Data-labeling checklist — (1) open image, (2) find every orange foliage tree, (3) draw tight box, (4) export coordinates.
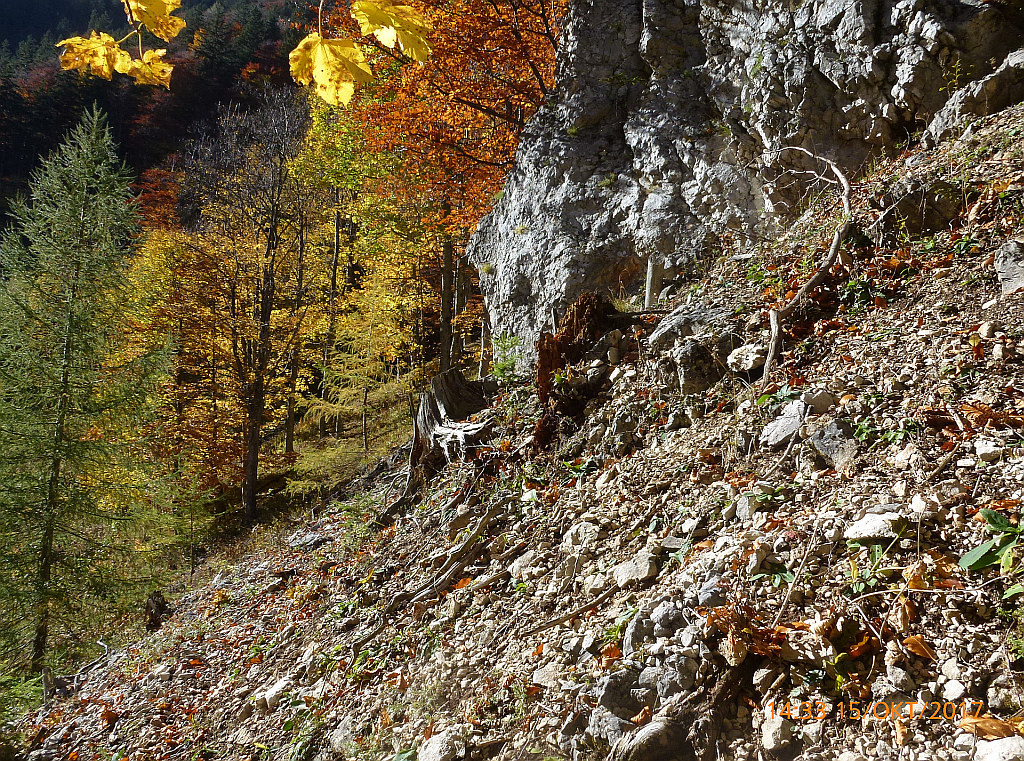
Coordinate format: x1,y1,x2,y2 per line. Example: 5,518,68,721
337,0,566,371
351,0,565,230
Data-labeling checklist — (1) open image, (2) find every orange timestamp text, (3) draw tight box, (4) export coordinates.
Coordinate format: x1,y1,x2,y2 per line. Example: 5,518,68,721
768,700,985,721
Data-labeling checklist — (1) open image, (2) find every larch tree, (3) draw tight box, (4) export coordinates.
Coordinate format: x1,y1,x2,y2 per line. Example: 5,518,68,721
0,108,167,673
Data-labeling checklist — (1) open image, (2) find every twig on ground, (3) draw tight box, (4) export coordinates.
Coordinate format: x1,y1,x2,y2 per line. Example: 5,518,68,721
522,586,618,637
771,518,820,628
922,442,962,484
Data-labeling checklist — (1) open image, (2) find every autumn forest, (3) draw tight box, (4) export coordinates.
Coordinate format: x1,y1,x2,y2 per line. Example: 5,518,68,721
0,0,563,705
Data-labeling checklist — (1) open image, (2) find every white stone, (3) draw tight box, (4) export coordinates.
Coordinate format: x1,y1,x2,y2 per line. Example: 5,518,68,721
800,389,837,414
419,726,469,761
562,521,600,551
844,512,904,542
942,679,966,702
976,439,1003,463
761,713,793,751
532,662,561,688
727,343,768,372
260,677,290,711
976,736,1024,761
612,550,659,588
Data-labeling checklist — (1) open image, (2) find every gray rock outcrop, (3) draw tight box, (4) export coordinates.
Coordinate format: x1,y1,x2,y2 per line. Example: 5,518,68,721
469,0,1024,354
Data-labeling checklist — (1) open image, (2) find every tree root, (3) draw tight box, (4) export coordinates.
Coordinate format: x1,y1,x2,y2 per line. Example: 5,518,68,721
607,659,756,761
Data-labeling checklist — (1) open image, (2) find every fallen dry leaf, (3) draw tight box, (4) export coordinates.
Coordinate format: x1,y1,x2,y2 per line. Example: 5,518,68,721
893,715,908,746
631,706,653,725
903,635,937,661
902,561,929,590
601,643,622,668
848,633,873,659
959,715,1019,739
101,707,119,728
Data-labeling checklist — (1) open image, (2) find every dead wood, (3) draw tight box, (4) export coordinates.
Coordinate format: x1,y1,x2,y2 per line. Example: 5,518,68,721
522,585,618,637
377,369,490,526
607,658,756,761
762,148,855,390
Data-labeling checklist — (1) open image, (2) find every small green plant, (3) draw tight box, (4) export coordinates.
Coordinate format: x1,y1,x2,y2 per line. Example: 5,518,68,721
751,562,795,588
940,56,969,94
852,419,881,445
960,509,1022,595
492,334,522,382
566,124,580,137
755,383,800,414
479,261,494,275
514,223,529,234
598,172,617,188
843,535,902,596
880,418,920,447
604,607,638,644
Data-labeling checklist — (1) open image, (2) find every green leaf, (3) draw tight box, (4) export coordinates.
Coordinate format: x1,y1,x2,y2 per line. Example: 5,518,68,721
391,749,417,761
1004,584,1024,600
981,509,1015,532
959,538,1001,570
1000,538,1018,574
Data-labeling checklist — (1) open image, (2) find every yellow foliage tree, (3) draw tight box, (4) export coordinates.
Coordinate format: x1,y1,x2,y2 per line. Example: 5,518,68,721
57,0,432,104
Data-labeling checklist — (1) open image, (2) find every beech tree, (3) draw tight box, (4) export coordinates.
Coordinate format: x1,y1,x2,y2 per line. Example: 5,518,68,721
181,89,327,523
0,108,166,672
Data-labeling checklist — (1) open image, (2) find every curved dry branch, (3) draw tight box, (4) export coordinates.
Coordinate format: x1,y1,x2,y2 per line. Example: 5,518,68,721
761,148,855,390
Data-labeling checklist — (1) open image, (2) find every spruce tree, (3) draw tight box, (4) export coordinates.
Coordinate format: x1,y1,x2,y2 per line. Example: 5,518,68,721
0,107,165,673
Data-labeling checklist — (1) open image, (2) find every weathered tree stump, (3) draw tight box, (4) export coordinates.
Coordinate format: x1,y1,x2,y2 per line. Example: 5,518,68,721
378,369,490,525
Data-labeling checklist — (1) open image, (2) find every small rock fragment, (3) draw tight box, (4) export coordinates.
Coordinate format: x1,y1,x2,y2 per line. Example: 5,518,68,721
844,512,904,542
613,550,659,588
727,343,767,372
760,401,809,450
761,713,794,752
976,736,1024,761
995,239,1024,296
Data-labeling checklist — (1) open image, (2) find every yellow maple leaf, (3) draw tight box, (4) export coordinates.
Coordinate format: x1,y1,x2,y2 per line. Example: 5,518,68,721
126,49,174,88
57,32,133,80
351,0,432,61
289,33,373,107
122,0,186,42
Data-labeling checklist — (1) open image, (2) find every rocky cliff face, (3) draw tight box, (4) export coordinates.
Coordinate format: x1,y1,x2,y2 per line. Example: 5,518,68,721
469,0,1024,356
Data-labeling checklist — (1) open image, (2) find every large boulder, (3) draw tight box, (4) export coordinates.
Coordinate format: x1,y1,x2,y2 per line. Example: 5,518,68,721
469,0,1024,354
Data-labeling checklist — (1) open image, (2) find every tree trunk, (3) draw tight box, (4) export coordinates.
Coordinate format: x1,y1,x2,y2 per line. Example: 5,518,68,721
644,258,664,309
439,236,454,372
380,369,490,526
242,379,264,524
362,387,369,453
31,518,54,673
243,256,275,524
322,195,341,437
478,313,490,379
34,269,79,672
285,348,300,454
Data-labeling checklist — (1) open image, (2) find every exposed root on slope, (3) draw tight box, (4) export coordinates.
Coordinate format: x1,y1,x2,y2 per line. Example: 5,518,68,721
608,659,757,761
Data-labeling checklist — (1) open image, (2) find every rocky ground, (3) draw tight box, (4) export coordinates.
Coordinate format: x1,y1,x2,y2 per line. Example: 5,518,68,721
13,105,1024,761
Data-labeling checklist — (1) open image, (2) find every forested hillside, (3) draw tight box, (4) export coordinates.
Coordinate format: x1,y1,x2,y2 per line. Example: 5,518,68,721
0,0,563,719
3,1,1024,761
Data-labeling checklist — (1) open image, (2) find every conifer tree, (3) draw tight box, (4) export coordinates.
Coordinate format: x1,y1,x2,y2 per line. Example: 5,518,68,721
0,107,166,673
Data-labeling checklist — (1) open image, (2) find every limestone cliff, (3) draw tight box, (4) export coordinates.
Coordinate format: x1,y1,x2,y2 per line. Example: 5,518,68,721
469,0,1024,356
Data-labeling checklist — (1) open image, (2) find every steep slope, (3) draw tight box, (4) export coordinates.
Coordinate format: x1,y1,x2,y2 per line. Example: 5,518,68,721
16,101,1024,761
469,0,1024,357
